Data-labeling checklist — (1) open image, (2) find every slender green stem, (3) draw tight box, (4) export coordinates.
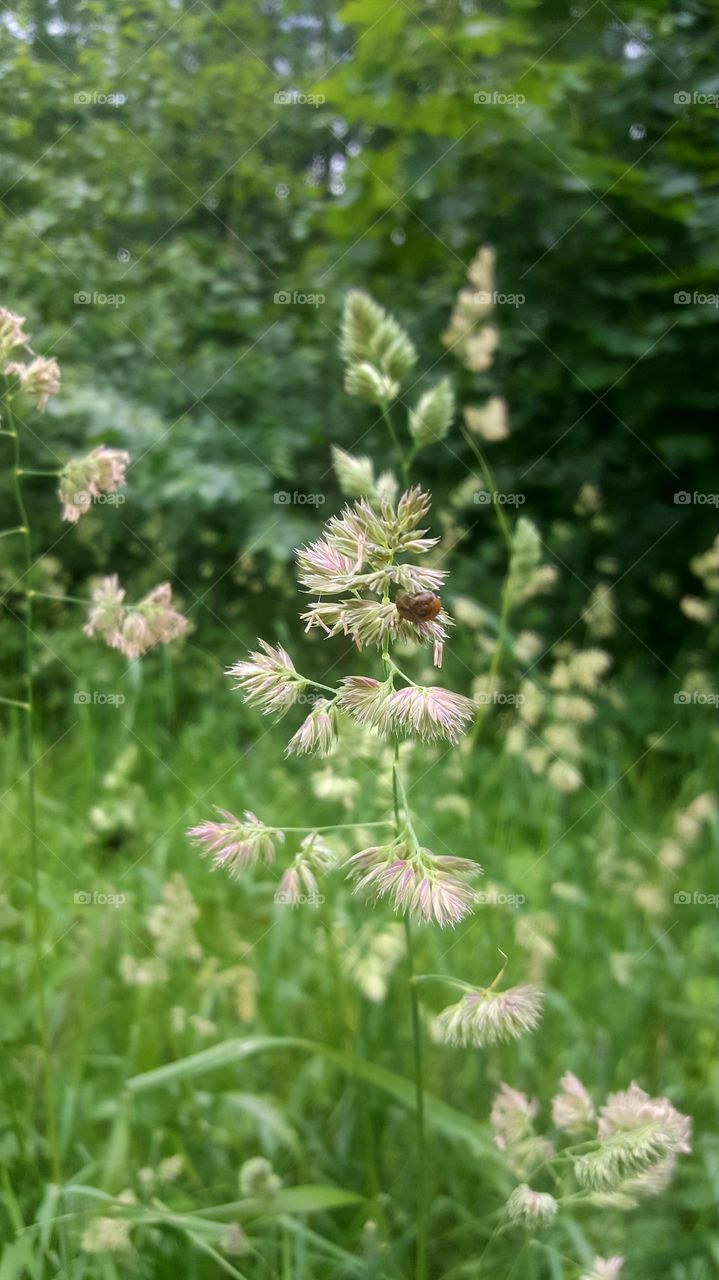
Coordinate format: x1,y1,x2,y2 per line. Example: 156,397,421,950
277,822,392,832
380,400,404,477
404,915,427,1280
27,590,87,607
385,657,419,688
412,973,478,995
16,468,61,478
0,695,31,711
392,744,427,1280
7,401,61,1189
469,571,513,748
461,425,513,552
0,526,28,539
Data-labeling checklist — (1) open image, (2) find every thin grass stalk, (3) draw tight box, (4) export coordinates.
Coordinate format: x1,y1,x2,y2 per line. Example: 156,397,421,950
6,400,63,1198
393,743,427,1280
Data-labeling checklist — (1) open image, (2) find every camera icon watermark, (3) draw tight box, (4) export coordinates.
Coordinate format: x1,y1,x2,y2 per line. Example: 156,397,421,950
674,690,719,707
273,90,325,107
673,491,719,505
674,90,719,108
474,691,526,706
471,289,525,308
273,290,325,307
674,291,719,307
274,890,326,907
474,90,526,107
74,890,126,907
74,690,126,707
475,890,526,908
274,490,326,507
474,490,525,507
74,291,125,307
674,890,719,907
71,489,126,512
73,90,126,107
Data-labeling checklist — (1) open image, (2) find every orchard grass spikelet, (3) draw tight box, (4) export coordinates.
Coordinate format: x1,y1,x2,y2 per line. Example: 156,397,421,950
551,1071,595,1134
276,832,338,905
239,1156,281,1199
490,1083,553,1177
337,676,394,731
346,837,481,927
506,1184,558,1228
408,378,455,447
5,355,61,410
227,639,306,717
58,446,129,522
580,1260,624,1280
387,684,475,744
285,698,337,756
598,1081,692,1154
187,808,284,876
84,577,188,658
432,983,543,1048
80,1217,132,1254
340,289,417,397
0,305,30,355
573,1124,674,1190
491,1083,539,1148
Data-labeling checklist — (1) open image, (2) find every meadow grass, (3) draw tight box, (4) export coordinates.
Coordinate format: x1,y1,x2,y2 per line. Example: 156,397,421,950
1,649,717,1278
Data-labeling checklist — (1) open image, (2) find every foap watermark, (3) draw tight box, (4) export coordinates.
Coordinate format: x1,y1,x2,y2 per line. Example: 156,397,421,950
474,490,525,507
74,890,126,908
475,890,526,908
274,90,325,108
470,289,525,308
74,91,126,107
74,690,126,707
474,691,526,707
674,890,719,907
274,290,325,307
474,90,525,107
71,490,126,512
674,491,719,505
674,291,719,307
74,291,125,307
674,690,719,708
274,890,326,907
274,490,325,506
674,90,719,109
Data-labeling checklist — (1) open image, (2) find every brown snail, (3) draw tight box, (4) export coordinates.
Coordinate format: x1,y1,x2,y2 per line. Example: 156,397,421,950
395,591,442,623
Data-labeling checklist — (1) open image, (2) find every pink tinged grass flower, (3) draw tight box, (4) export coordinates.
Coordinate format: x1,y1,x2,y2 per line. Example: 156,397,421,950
296,538,360,593
580,1260,624,1280
276,862,320,906
83,575,125,646
506,1184,558,1228
551,1072,595,1135
490,1083,553,1177
598,1082,692,1155
337,676,395,731
346,838,481,927
432,984,543,1048
387,684,475,744
0,307,30,357
84,577,188,659
5,356,61,410
58,446,129,523
285,698,337,757
227,640,305,718
491,1084,539,1150
187,807,284,876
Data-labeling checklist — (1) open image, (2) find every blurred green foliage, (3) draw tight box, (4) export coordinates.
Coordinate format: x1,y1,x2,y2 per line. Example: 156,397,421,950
1,0,718,667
